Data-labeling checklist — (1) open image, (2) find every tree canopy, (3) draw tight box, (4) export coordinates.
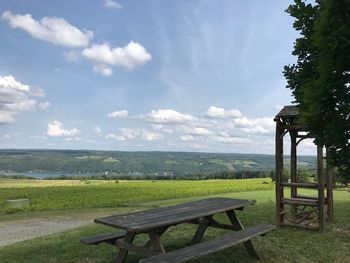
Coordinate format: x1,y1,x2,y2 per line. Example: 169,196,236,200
284,0,350,181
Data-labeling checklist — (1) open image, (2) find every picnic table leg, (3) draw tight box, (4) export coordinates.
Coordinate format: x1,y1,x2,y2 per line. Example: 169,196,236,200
191,216,212,245
115,231,136,263
144,226,168,249
226,210,260,260
148,230,166,253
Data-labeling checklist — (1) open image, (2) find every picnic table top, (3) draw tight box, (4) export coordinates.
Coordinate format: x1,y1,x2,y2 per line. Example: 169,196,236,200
95,197,256,232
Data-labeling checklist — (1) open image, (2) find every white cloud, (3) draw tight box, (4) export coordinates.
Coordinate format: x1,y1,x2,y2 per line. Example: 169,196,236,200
94,126,102,134
141,130,163,141
104,0,122,9
0,111,14,123
118,128,163,141
205,106,242,119
106,133,125,141
213,134,253,144
38,101,51,110
4,99,37,112
146,109,196,124
233,117,274,135
93,65,113,76
64,50,81,63
120,128,139,139
184,126,212,136
2,11,93,48
180,135,195,141
81,41,152,75
107,109,128,118
47,121,79,137
0,75,47,124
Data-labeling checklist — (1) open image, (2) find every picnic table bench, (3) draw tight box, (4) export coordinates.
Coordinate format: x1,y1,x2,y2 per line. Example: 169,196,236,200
81,197,275,262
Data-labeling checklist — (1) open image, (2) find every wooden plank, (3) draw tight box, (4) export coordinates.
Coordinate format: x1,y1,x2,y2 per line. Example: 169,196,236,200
280,182,318,189
290,130,297,220
96,198,234,226
95,198,255,232
281,197,318,206
189,218,236,231
115,231,135,263
121,198,251,227
317,146,326,231
144,226,168,249
325,147,334,224
148,230,165,253
80,231,125,245
139,224,276,263
275,118,284,227
191,216,211,245
226,210,259,259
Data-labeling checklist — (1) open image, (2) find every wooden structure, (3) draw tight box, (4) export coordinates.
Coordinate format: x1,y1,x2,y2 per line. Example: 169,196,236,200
81,197,275,263
274,105,334,231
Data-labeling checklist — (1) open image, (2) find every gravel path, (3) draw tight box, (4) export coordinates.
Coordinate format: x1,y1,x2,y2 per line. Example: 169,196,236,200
0,216,92,247
0,207,148,247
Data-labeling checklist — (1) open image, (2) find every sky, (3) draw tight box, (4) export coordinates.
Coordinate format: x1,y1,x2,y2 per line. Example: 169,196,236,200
0,0,317,154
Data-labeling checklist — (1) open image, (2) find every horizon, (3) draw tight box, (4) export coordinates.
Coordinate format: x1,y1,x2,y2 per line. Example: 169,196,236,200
0,0,316,155
0,148,318,157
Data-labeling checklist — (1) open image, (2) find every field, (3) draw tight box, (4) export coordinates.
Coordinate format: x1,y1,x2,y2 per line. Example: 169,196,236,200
0,178,273,212
0,179,349,263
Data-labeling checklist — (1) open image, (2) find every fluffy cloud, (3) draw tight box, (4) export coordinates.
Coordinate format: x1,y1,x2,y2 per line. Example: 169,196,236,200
184,126,212,136
104,0,122,9
2,11,93,48
0,75,47,124
205,106,242,119
233,117,274,135
38,101,51,110
180,135,195,141
213,132,253,144
118,128,163,141
146,109,196,124
106,133,126,141
93,65,113,77
120,128,139,139
81,41,152,75
141,130,163,141
107,109,128,118
47,121,79,137
94,126,102,134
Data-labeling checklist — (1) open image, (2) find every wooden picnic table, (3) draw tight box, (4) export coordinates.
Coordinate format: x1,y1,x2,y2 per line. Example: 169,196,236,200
82,197,275,263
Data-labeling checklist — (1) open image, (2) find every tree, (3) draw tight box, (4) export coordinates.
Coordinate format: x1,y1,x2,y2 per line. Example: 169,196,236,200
284,0,350,181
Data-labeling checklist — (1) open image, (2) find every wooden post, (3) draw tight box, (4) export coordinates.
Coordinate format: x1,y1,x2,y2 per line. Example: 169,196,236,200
290,130,297,220
116,231,136,263
275,118,284,227
226,210,260,260
325,148,334,224
317,146,326,231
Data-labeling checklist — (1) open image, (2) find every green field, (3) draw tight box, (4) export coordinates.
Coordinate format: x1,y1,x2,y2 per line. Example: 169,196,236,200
0,179,349,263
0,178,273,212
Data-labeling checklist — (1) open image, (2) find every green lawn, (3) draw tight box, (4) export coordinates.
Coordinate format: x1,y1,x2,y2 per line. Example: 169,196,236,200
0,188,349,263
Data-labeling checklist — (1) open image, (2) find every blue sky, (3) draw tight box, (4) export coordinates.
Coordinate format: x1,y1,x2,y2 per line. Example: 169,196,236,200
0,0,316,154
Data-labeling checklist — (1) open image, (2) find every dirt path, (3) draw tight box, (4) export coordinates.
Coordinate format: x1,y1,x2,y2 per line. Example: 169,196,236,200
0,207,147,247
0,216,92,247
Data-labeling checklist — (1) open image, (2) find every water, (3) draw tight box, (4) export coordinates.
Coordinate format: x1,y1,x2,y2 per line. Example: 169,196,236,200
3,172,77,179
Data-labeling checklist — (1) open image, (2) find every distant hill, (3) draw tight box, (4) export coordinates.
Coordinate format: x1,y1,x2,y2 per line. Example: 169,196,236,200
0,149,316,177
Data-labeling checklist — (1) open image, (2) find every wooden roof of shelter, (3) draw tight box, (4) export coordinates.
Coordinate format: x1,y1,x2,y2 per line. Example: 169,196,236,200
276,105,299,118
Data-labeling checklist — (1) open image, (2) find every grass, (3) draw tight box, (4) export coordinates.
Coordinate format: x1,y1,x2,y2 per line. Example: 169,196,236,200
0,186,349,263
0,178,273,212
